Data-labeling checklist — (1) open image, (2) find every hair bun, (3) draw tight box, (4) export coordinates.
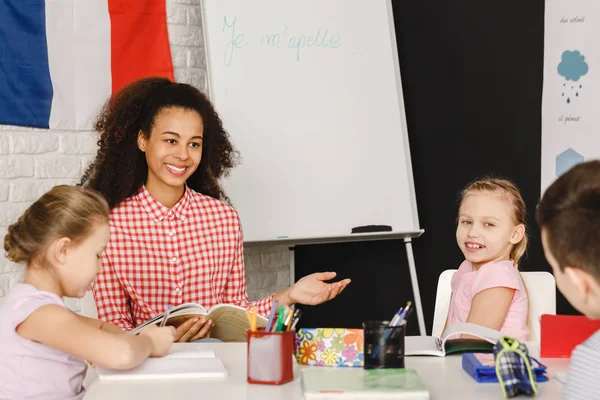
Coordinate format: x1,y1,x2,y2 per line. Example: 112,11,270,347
3,222,28,264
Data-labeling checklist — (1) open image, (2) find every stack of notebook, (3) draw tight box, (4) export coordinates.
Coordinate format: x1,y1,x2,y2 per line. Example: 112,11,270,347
93,347,228,380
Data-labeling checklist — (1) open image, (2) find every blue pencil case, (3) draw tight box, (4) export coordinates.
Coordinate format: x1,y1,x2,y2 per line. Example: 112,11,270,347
462,353,548,383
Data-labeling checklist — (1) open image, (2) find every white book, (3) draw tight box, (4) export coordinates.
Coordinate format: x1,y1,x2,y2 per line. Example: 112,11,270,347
405,322,503,357
94,348,227,381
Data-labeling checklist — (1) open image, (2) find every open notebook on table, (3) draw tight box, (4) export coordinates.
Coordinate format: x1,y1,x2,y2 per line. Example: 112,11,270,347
93,347,228,381
406,322,503,357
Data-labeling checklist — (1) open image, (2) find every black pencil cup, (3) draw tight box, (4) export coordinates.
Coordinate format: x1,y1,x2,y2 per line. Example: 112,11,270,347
362,320,406,369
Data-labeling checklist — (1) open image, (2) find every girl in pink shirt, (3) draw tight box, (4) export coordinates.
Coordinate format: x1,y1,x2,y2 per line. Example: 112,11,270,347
443,178,529,341
0,186,175,399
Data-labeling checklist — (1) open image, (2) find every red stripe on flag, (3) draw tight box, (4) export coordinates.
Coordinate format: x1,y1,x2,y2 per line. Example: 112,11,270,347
108,0,175,93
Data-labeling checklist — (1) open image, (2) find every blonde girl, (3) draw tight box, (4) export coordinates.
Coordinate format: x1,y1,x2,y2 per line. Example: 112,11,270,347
0,186,174,399
443,178,529,341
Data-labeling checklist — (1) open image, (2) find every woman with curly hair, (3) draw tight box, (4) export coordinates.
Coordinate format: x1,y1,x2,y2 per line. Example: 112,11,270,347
80,77,350,342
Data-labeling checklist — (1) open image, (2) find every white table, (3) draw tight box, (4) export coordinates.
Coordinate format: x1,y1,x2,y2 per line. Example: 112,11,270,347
83,342,569,399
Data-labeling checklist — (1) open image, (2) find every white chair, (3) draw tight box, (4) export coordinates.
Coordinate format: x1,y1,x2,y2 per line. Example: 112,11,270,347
80,290,99,319
431,269,556,342
431,269,457,338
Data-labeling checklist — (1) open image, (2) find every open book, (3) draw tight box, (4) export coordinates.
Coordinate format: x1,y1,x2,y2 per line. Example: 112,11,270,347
405,322,503,357
129,303,267,342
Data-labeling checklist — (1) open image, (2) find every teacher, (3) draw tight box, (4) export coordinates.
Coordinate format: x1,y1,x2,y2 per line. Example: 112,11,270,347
80,77,350,342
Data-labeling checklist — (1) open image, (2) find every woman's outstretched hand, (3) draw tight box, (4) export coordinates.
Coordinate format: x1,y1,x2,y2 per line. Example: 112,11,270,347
275,272,351,306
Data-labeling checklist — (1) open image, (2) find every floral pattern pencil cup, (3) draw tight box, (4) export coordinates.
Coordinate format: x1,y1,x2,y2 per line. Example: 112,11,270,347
362,320,406,369
247,328,295,385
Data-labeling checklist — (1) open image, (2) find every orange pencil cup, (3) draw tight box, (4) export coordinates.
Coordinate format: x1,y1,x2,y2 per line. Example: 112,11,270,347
247,328,295,385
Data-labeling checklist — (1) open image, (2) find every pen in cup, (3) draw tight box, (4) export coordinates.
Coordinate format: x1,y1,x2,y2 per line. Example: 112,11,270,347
266,300,279,332
160,304,173,327
284,309,294,331
373,301,412,357
290,309,303,331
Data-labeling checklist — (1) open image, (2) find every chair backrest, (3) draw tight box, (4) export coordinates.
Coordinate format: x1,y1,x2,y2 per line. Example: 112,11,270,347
521,271,556,342
431,269,457,338
431,269,556,342
80,290,98,319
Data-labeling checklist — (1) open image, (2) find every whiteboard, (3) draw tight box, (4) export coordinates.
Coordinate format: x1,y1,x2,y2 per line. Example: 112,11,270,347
201,0,421,243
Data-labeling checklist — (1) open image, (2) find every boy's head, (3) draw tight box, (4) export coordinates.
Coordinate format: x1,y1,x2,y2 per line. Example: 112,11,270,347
536,160,600,318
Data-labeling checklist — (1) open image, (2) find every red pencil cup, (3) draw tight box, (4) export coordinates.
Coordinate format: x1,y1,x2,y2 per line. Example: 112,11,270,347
247,328,295,385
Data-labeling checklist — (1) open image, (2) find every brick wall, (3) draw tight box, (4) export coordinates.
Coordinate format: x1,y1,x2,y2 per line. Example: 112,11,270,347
0,0,290,309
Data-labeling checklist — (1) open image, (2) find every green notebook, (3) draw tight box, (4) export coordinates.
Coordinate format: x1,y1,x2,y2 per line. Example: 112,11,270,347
301,368,430,399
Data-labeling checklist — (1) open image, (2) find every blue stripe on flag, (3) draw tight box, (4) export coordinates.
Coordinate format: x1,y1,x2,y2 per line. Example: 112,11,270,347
0,0,53,128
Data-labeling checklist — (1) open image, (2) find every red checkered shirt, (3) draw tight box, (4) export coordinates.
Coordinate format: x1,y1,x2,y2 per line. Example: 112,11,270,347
93,185,275,331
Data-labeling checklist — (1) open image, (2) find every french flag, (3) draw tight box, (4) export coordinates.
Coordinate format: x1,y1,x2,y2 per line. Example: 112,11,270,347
0,0,174,130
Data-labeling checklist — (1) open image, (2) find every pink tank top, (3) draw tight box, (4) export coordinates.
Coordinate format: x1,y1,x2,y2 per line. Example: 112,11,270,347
0,283,87,399
446,260,529,341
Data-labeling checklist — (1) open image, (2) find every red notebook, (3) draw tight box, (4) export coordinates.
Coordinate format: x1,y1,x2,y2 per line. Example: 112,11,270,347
540,314,600,358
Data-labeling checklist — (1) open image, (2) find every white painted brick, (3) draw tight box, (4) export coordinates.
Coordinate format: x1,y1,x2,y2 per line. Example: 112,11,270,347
168,25,203,46
10,180,75,202
188,7,201,26
167,3,188,25
35,157,81,178
0,257,22,275
171,47,188,68
189,69,207,89
0,157,34,178
247,271,276,290
244,253,262,270
0,125,34,132
11,133,59,154
246,270,289,291
81,156,95,173
172,0,200,4
261,250,290,271
0,184,8,202
0,134,9,154
174,68,207,90
60,132,98,155
173,68,189,85
10,182,41,202
0,203,30,227
188,49,205,68
245,245,290,297
247,290,270,302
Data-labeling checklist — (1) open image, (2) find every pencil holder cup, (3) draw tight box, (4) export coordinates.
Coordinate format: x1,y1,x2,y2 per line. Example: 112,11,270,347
362,320,406,369
247,328,295,385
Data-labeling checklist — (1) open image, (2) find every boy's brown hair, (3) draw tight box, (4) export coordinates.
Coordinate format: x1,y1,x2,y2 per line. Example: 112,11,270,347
536,160,600,279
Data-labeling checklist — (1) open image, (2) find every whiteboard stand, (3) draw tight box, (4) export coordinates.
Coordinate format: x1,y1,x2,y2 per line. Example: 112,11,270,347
404,237,426,336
